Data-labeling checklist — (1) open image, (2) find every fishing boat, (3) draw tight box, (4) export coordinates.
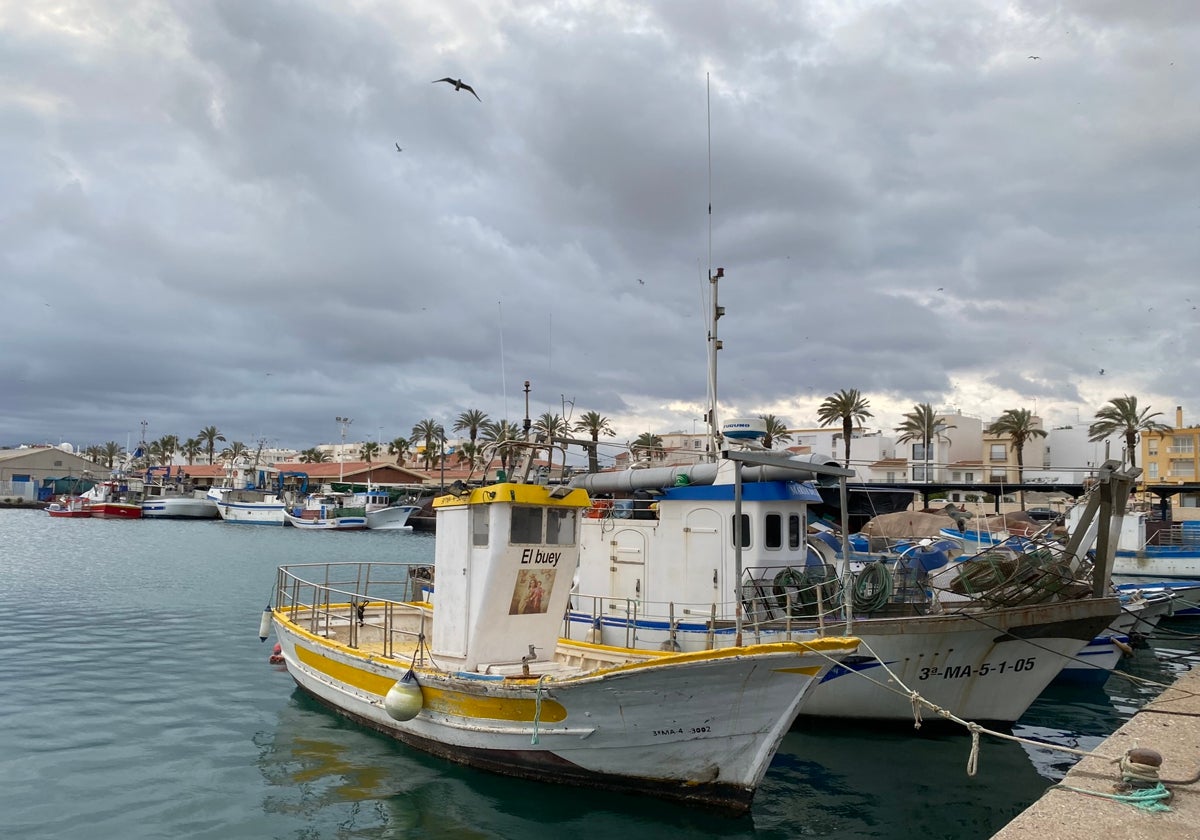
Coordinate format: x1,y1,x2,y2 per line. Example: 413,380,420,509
141,467,219,519
45,496,92,518
1067,506,1200,580
83,479,143,519
209,486,287,525
358,489,421,530
567,450,1123,723
283,491,368,531
266,481,859,813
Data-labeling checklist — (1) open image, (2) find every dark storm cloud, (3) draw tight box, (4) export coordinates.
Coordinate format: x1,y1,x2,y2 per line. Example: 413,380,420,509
2,1,1197,453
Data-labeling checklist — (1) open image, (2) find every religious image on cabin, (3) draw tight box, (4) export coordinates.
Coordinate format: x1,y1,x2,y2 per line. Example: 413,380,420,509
509,568,555,615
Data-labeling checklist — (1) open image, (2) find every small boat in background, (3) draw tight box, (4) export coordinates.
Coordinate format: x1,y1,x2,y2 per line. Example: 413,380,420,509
141,466,219,519
84,480,143,519
283,492,368,531
356,489,420,530
46,496,92,518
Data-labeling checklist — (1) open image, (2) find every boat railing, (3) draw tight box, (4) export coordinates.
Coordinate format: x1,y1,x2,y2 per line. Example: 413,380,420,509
566,573,849,650
274,562,435,662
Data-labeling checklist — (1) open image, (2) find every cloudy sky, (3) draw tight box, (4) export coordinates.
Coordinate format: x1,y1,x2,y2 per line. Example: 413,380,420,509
4,1,1197,460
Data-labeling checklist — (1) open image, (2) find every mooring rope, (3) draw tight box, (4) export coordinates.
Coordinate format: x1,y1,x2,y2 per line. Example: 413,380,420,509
531,673,552,745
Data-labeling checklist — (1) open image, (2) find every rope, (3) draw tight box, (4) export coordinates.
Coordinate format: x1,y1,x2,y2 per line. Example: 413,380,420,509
1054,782,1172,812
531,673,552,745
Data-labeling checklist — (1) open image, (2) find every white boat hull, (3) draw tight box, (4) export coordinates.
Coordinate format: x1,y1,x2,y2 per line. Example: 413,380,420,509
570,597,1115,723
274,616,850,811
141,496,219,519
365,504,419,530
1112,549,1200,579
209,488,285,525
282,511,367,530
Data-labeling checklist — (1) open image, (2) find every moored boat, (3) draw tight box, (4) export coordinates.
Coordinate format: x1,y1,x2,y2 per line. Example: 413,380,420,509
45,496,92,518
141,467,219,519
267,481,859,812
282,492,368,531
567,451,1122,723
84,480,143,519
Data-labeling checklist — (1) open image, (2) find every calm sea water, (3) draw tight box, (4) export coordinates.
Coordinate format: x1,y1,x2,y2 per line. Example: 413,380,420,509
2,510,1196,839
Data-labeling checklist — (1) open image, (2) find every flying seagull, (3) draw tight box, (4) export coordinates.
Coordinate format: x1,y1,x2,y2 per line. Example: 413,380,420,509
395,142,403,152
1028,55,1040,59
433,77,481,101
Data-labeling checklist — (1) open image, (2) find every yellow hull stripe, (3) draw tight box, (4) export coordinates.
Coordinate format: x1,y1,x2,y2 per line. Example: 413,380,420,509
292,641,568,723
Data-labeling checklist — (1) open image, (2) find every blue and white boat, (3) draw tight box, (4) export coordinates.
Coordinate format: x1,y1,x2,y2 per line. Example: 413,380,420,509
566,446,1123,724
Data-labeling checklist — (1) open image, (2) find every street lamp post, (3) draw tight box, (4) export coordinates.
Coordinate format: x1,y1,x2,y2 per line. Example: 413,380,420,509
336,416,353,483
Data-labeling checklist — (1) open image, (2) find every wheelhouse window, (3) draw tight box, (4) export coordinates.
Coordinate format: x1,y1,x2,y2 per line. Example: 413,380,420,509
764,513,782,550
510,506,544,544
731,513,751,548
789,514,802,549
472,504,489,546
546,507,578,545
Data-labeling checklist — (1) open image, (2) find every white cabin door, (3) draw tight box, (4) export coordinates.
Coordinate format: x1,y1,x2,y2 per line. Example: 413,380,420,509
607,527,647,617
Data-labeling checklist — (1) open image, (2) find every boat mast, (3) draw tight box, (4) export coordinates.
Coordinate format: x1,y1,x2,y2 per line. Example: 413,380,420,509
704,73,723,462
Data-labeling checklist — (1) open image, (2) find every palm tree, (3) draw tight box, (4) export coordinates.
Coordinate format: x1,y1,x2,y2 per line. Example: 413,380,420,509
533,412,568,476
632,432,665,462
388,436,411,466
817,388,874,468
1088,395,1171,469
895,404,954,482
83,445,106,465
453,410,490,456
411,419,444,470
572,410,615,473
157,435,180,461
181,438,203,466
220,441,249,465
985,408,1048,509
198,426,226,465
147,440,173,467
101,441,125,469
299,447,330,464
359,441,380,463
456,442,480,467
481,419,522,475
759,414,792,450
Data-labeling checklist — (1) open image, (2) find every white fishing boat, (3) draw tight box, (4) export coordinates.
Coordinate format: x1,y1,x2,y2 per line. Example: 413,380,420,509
266,481,858,812
141,468,218,519
353,488,421,530
568,451,1123,723
1066,505,1200,580
210,470,307,526
283,492,368,531
209,486,287,525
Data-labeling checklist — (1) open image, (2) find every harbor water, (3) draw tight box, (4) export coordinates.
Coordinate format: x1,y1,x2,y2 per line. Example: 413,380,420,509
2,510,1197,839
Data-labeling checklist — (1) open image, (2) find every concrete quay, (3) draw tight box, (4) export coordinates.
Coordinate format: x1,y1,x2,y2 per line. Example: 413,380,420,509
994,668,1200,839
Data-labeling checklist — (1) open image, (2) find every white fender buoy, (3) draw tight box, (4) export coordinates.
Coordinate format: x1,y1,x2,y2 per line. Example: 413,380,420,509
258,607,272,642
384,670,423,721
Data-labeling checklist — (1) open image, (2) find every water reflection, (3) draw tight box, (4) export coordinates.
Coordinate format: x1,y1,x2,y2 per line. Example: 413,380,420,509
256,690,762,839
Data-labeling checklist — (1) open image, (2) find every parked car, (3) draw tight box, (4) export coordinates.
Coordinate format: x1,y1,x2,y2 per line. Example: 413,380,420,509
1025,507,1062,523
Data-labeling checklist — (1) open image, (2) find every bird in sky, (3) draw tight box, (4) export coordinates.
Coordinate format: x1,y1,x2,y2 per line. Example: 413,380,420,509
1028,55,1040,59
395,143,403,152
1099,369,1105,375
637,278,644,285
432,77,481,101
